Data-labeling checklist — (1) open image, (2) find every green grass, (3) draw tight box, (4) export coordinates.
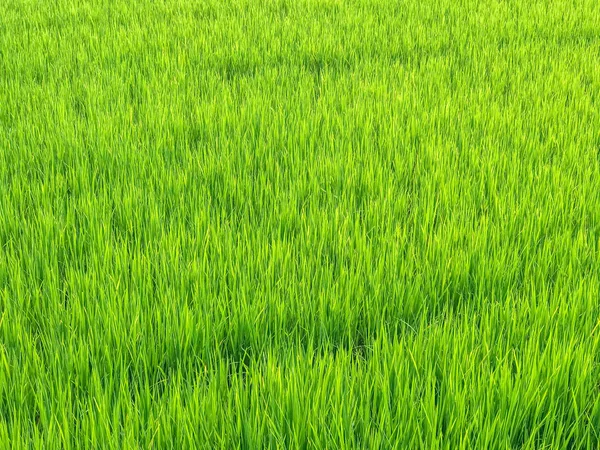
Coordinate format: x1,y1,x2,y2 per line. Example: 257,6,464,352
1,0,600,447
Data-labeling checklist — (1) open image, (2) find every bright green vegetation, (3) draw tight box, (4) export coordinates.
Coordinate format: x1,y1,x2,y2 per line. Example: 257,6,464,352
1,0,600,448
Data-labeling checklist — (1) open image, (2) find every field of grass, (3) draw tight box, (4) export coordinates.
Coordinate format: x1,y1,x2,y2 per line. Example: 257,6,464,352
1,0,600,448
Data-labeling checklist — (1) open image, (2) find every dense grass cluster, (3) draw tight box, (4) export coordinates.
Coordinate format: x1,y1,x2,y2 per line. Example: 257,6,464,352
1,0,600,448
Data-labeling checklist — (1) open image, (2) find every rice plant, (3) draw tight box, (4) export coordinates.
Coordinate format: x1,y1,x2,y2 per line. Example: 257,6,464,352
1,0,600,448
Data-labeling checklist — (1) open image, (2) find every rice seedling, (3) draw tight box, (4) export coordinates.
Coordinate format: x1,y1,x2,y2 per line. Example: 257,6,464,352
0,0,599,447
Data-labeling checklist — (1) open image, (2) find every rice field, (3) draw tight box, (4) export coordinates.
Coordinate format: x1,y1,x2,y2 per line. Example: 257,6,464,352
1,0,600,448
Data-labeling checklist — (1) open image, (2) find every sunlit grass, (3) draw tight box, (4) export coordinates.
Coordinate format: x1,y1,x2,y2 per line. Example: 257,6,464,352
1,0,600,448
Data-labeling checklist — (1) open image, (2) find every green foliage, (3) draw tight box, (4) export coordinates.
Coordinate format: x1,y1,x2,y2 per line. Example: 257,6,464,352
1,0,600,447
